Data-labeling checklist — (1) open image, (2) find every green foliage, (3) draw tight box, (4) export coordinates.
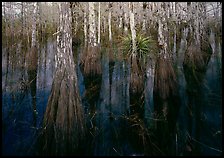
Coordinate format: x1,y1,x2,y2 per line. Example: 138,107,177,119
121,33,158,61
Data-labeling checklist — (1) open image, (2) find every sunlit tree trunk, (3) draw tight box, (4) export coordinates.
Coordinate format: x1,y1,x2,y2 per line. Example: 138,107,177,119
31,2,37,48
83,4,88,47
129,2,137,54
103,15,106,34
167,2,170,19
98,2,101,45
185,2,191,48
2,2,6,21
198,2,207,49
36,2,41,40
194,3,200,47
217,3,222,63
21,2,24,37
118,2,123,29
3,2,10,92
154,5,180,152
26,3,38,71
157,3,168,58
173,2,177,62
74,12,78,35
24,3,39,129
151,2,158,27
89,2,97,46
83,2,101,75
142,2,147,32
3,2,7,47
123,3,129,35
9,2,14,47
108,2,112,42
40,2,85,155
70,2,75,38
212,3,220,53
154,2,177,100
129,2,144,93
150,2,155,23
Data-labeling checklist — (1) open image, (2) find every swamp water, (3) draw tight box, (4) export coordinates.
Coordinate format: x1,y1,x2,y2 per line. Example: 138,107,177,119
2,35,222,156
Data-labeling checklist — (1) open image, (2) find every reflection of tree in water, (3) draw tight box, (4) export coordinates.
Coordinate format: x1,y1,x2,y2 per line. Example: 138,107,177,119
152,57,180,156
27,47,38,127
89,50,138,156
181,17,213,154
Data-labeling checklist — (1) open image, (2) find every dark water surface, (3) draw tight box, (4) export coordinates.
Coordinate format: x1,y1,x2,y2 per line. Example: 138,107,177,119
2,34,222,156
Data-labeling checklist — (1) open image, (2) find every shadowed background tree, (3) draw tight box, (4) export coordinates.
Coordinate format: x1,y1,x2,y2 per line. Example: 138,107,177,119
26,3,38,127
153,3,181,155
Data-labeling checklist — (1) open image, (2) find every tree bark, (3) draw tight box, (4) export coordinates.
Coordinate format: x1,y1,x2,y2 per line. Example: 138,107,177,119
40,2,85,155
89,2,97,46
129,2,137,54
108,2,112,42
118,2,123,29
154,2,178,101
142,2,147,32
173,2,177,62
98,2,101,45
157,2,168,58
83,4,88,47
123,3,129,35
31,2,37,48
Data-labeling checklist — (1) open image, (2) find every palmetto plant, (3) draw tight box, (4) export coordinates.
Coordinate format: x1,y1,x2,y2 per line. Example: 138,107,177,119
121,33,158,92
122,33,157,63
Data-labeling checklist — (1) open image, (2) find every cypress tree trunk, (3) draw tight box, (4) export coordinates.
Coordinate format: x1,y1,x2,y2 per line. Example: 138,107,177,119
157,2,168,58
142,2,147,32
123,3,129,35
89,2,96,46
98,2,101,45
39,2,85,155
83,4,88,47
83,2,101,75
129,2,137,54
153,5,180,155
31,2,37,48
108,2,112,42
172,2,177,63
27,2,38,71
154,2,178,102
118,2,123,29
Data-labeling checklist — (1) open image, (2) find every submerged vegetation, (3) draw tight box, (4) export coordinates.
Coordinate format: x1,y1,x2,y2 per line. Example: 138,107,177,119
2,2,222,156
